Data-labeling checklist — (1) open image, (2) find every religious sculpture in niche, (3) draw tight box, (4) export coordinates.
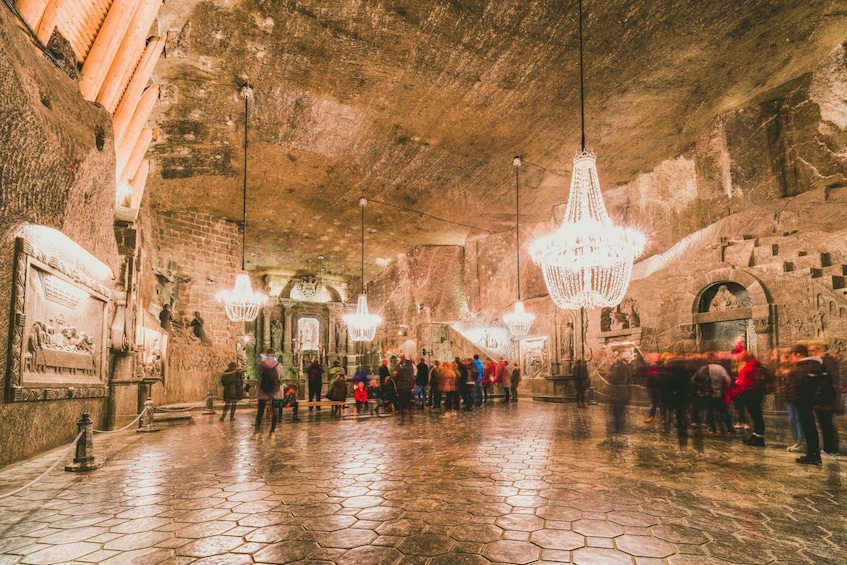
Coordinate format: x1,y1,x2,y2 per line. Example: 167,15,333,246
560,321,575,361
297,316,321,352
709,285,740,312
6,236,111,402
190,311,212,346
600,298,641,332
522,337,549,379
270,319,283,351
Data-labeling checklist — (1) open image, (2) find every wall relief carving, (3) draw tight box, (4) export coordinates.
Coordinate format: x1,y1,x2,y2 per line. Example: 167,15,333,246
600,298,641,333
6,237,111,402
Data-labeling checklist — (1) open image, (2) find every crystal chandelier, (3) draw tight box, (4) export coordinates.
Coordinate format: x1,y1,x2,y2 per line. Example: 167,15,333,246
504,156,535,336
529,0,645,311
216,86,267,322
343,198,382,342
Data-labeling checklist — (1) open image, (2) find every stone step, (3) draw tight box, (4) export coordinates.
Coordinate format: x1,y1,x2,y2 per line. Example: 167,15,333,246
809,269,846,290
753,232,800,249
782,252,831,272
153,413,193,426
821,265,847,276
751,243,778,265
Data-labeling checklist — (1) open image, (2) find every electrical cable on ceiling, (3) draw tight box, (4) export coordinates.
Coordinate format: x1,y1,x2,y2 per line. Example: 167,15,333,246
1,0,64,70
366,198,491,234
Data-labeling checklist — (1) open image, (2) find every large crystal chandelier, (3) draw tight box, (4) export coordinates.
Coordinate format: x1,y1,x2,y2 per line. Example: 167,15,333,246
529,0,645,311
503,156,535,336
216,86,267,322
343,198,382,341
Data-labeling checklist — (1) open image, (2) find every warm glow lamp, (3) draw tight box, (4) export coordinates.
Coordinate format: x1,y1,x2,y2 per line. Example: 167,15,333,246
529,0,645,311
503,156,535,336
216,86,267,322
343,198,382,341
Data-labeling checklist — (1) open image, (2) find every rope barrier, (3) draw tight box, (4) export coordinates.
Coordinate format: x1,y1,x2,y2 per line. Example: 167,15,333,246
93,408,146,434
155,399,207,412
0,431,83,500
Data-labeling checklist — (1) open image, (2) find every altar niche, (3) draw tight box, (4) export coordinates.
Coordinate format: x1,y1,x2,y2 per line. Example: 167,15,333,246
694,281,754,353
6,238,111,402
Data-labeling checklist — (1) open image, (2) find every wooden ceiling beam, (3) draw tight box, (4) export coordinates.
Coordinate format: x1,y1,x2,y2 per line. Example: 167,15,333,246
98,0,163,112
118,127,153,185
80,0,142,101
115,84,158,177
112,36,164,144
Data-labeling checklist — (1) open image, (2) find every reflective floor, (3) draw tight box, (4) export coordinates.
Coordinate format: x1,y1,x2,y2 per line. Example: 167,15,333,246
0,401,845,564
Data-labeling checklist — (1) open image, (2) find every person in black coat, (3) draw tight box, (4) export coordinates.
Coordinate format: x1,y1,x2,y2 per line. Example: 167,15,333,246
219,362,244,421
660,353,693,436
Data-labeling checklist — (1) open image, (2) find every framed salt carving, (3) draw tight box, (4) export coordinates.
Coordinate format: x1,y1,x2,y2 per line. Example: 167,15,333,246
6,231,112,402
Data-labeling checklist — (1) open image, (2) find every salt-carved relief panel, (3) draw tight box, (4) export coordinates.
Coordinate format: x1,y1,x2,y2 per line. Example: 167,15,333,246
521,337,549,379
6,238,111,402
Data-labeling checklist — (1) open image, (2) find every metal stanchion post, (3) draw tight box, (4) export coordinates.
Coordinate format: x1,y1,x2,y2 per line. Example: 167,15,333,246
137,398,160,433
65,413,101,472
202,391,215,415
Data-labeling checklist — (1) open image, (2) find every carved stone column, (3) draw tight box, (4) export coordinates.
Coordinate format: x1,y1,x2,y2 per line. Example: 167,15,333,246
262,306,273,350
283,307,292,354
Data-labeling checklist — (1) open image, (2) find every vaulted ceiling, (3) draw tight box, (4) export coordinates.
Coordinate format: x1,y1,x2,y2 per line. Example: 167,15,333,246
147,0,847,281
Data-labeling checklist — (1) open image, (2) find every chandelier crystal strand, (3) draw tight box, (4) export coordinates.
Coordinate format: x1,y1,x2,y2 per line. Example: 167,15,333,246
528,0,645,311
504,156,534,336
216,85,267,322
343,197,381,342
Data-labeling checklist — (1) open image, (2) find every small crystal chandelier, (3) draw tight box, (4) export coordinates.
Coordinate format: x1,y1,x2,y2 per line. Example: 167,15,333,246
216,86,267,322
343,198,382,341
529,0,645,311
504,156,535,336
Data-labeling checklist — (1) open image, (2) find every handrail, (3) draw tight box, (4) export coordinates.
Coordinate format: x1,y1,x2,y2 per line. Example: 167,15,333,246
0,430,83,500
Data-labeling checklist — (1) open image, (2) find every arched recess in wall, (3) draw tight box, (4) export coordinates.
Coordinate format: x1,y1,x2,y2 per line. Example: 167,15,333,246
685,268,773,354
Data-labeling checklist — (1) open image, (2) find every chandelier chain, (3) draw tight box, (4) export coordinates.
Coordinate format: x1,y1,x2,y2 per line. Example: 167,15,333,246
579,0,585,152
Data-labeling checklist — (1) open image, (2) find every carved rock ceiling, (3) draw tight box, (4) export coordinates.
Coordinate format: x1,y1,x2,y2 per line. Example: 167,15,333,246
148,0,847,280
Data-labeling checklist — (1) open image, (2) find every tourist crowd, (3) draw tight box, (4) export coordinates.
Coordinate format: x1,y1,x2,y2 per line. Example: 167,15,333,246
221,342,840,466
637,342,840,465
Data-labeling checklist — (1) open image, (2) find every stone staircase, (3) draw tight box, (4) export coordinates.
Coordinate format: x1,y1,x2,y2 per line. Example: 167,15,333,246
743,234,847,296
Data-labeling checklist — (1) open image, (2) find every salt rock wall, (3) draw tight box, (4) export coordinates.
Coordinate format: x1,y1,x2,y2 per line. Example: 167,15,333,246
149,209,250,405
604,45,847,260
0,8,119,466
462,44,847,377
368,245,466,353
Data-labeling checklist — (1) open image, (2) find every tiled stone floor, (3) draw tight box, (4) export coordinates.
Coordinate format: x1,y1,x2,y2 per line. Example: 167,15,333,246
0,401,845,564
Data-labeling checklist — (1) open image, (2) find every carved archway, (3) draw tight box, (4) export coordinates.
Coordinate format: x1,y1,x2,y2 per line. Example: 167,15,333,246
684,268,773,353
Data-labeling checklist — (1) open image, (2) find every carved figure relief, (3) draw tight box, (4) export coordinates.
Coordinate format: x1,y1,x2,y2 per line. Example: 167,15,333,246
522,338,548,379
6,234,111,402
297,316,321,351
560,321,574,360
709,285,740,312
600,298,641,332
190,311,212,346
270,319,283,350
600,308,612,332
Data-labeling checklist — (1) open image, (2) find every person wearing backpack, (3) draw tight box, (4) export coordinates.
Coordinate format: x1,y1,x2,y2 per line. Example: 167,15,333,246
787,344,831,465
694,356,734,434
255,348,281,434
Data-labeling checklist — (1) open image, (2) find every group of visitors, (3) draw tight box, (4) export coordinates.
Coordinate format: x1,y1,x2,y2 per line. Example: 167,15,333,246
371,354,521,415
218,349,521,434
640,342,840,465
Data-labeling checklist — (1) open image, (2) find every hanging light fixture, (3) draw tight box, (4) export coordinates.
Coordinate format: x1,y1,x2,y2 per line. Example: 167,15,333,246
343,197,382,341
216,85,267,322
504,156,535,336
529,0,645,311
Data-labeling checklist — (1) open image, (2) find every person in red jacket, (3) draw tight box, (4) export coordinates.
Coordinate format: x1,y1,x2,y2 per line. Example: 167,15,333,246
353,380,369,413
483,358,497,403
731,351,768,447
